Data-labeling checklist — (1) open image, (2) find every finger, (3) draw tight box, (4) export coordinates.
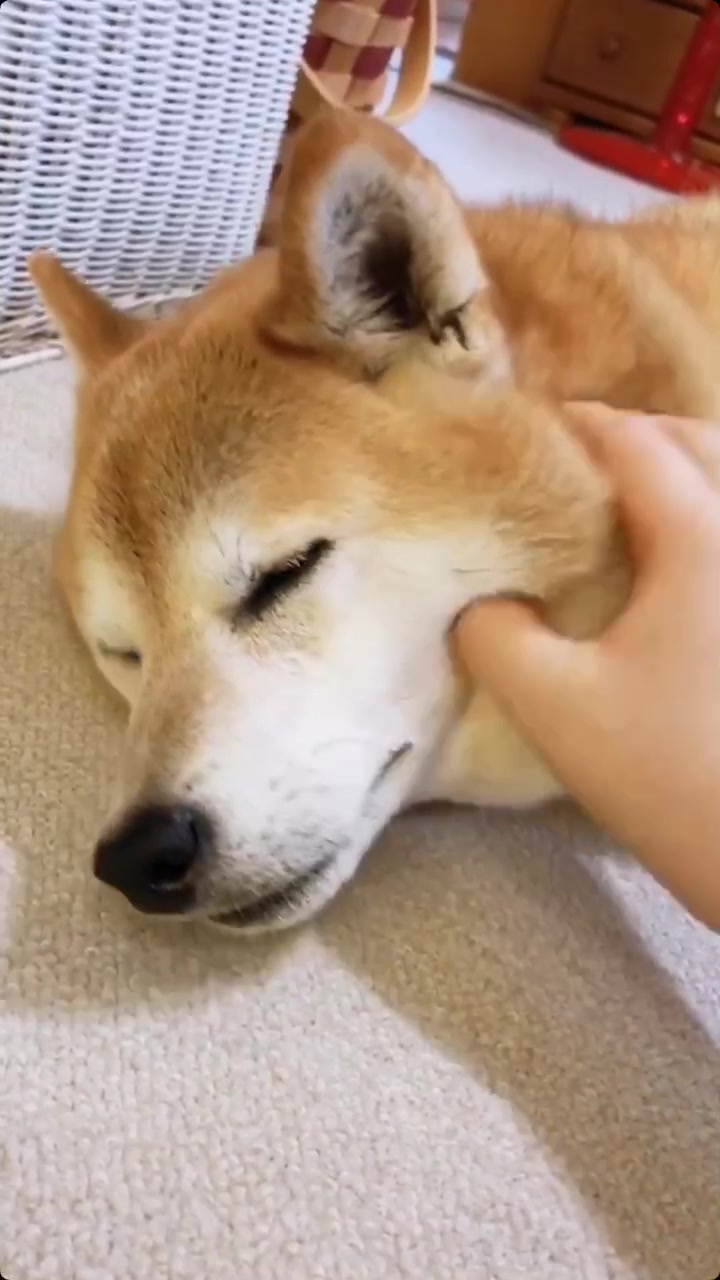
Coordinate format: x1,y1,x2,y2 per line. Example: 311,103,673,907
567,407,717,558
566,403,633,463
455,599,588,730
655,415,720,494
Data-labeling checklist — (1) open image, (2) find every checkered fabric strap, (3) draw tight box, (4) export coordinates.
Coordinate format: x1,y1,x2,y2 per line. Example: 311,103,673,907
294,0,436,125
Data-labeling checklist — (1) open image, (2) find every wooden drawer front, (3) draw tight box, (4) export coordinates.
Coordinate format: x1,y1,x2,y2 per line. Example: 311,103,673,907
545,0,697,117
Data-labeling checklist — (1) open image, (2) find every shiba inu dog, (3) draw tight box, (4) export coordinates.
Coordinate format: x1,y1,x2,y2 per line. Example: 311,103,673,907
30,112,720,933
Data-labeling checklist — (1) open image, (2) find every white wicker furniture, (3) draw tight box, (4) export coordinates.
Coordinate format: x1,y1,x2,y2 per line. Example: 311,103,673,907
0,0,316,365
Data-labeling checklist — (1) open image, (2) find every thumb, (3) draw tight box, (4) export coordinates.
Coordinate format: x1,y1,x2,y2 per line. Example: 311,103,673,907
455,598,587,731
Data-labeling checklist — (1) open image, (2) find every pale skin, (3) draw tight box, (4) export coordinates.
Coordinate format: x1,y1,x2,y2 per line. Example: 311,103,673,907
456,407,720,931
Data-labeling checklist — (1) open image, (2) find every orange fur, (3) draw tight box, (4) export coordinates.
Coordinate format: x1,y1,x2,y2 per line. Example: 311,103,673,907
27,111,720,927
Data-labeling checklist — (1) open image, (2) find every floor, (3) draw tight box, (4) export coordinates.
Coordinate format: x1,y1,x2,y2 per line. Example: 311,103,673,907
2,90,719,1280
408,81,658,216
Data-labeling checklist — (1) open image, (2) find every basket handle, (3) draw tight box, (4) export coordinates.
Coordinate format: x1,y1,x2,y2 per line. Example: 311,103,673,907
293,0,437,126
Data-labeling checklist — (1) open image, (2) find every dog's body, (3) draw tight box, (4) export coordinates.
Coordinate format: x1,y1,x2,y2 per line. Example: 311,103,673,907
31,113,720,931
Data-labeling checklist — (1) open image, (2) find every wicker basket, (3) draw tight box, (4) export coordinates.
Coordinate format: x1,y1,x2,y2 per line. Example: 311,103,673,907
298,0,435,118
261,0,436,243
0,0,317,368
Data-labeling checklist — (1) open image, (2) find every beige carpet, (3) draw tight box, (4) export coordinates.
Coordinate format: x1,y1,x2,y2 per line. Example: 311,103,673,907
3,95,720,1279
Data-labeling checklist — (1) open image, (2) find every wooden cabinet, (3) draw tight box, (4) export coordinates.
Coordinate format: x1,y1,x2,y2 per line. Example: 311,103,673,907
455,0,720,161
544,0,696,118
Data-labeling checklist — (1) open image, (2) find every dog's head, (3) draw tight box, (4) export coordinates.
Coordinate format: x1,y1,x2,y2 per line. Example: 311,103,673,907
31,114,612,932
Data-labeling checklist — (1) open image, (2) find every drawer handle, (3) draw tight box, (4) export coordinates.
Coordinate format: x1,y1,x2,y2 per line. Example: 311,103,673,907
597,34,622,60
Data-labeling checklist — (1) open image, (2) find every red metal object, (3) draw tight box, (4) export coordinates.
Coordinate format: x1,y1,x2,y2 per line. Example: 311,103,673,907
558,0,720,194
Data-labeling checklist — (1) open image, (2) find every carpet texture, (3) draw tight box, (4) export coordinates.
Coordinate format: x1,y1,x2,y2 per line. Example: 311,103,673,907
3,98,720,1280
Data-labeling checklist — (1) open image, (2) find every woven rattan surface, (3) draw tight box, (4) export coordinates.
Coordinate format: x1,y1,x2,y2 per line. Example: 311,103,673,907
0,0,315,365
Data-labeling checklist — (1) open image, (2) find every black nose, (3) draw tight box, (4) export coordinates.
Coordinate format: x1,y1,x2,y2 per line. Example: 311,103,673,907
93,803,213,913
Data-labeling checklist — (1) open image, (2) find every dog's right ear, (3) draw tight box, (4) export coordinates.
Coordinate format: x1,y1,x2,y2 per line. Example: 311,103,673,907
28,253,148,377
263,113,508,380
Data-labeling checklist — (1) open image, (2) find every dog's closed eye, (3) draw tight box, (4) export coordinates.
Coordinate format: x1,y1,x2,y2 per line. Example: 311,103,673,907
242,539,333,623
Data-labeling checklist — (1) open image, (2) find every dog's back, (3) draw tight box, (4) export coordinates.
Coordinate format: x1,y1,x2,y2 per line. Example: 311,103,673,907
462,196,720,417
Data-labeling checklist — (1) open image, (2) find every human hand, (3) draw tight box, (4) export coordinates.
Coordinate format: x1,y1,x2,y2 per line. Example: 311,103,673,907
456,407,720,929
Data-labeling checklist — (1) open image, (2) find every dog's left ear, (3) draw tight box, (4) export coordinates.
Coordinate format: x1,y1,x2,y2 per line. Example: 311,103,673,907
28,252,148,377
263,112,508,379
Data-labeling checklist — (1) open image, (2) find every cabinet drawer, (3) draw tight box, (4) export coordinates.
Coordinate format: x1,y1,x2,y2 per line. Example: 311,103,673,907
545,0,697,117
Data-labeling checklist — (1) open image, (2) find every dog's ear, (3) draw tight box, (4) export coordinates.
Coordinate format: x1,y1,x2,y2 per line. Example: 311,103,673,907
263,113,508,380
28,253,147,376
